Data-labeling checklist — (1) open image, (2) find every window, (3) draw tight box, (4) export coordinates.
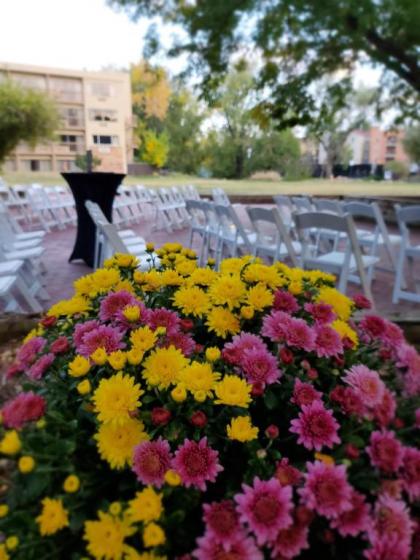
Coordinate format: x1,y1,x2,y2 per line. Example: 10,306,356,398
21,159,51,171
89,109,118,122
386,146,396,155
11,73,47,90
59,134,85,152
387,135,397,145
58,159,78,172
90,81,115,97
59,107,84,127
92,135,119,146
50,77,82,102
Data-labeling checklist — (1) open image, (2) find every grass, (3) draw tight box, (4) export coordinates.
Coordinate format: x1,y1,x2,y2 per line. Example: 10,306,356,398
2,171,420,197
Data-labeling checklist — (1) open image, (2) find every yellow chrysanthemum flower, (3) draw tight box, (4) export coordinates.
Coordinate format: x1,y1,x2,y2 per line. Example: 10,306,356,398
114,279,136,294
63,474,80,493
219,257,248,275
0,505,9,518
187,267,218,287
68,355,90,377
240,306,255,319
130,326,157,353
108,350,127,371
104,253,139,269
215,375,252,408
314,452,335,465
84,511,136,560
93,372,144,426
331,319,359,347
170,385,187,402
143,523,165,548
124,547,166,560
164,469,181,486
141,270,163,291
288,279,302,295
122,305,141,322
246,283,274,311
205,347,221,362
95,418,149,469
179,362,221,398
0,544,9,560
73,274,95,296
109,502,122,516
88,268,121,296
90,347,108,365
77,379,91,395
172,285,211,317
208,275,247,309
317,286,353,321
142,346,188,389
47,295,90,317
227,416,259,442
126,348,144,366
0,430,21,455
18,456,35,473
36,498,69,536
5,536,18,551
174,257,197,276
206,307,240,338
243,263,283,289
160,270,184,286
162,242,182,253
127,487,163,523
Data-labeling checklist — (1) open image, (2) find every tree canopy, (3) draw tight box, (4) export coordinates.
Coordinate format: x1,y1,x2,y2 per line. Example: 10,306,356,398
110,0,420,125
0,80,59,165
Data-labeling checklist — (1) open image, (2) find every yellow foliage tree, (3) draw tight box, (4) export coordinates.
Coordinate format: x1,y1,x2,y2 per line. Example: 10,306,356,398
141,130,169,168
130,61,171,121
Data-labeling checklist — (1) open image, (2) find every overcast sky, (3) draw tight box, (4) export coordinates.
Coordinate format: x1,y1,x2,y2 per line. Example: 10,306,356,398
0,0,382,87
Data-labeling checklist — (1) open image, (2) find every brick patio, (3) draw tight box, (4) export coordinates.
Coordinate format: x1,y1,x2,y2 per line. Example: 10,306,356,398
39,207,420,319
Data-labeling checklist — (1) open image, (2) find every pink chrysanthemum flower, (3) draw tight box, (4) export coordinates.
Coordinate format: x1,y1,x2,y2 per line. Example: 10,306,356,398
369,495,414,559
73,320,100,350
275,458,302,487
241,347,282,386
1,392,46,429
173,438,223,491
160,332,196,356
202,500,241,547
374,388,397,428
132,438,172,488
304,302,337,324
99,290,137,322
223,333,266,365
271,517,309,559
147,308,181,336
261,311,292,342
298,461,352,518
234,477,293,545
194,531,263,560
50,336,70,354
314,325,343,357
285,317,316,352
367,430,404,473
290,400,340,451
381,319,404,347
353,293,372,310
343,364,385,408
291,379,322,408
78,325,125,357
399,447,420,502
330,386,365,416
330,490,370,537
28,353,55,380
16,336,46,368
273,290,299,313
364,535,410,560
359,314,386,341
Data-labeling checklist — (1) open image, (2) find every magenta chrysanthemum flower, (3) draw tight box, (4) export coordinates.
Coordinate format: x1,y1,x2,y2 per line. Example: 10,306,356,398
28,353,55,380
291,379,322,407
234,477,293,545
132,438,172,487
304,302,337,324
241,347,282,386
374,388,396,427
161,332,196,356
99,290,137,322
49,336,70,354
298,461,352,518
331,490,370,537
1,392,46,429
290,400,340,451
202,500,240,546
381,319,404,347
285,317,316,352
73,320,100,350
275,458,302,487
343,364,385,408
314,325,343,357
194,531,262,560
147,308,181,336
367,430,404,473
78,325,125,357
173,438,223,491
273,290,299,313
223,332,266,365
330,386,365,416
364,535,410,560
353,293,372,310
271,518,309,559
16,336,46,368
261,311,292,342
399,447,420,502
359,315,386,340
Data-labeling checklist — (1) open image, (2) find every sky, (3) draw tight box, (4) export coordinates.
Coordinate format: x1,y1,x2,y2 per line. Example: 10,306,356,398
0,0,382,88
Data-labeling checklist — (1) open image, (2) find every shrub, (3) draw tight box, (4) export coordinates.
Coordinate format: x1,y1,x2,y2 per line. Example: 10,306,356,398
0,247,419,559
384,160,409,180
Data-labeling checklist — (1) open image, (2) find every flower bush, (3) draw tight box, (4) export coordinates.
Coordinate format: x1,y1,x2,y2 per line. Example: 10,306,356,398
0,244,419,560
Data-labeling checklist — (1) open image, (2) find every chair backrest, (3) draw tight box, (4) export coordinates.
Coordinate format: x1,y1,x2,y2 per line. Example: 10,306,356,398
85,200,109,226
185,199,206,227
312,198,343,215
212,188,230,206
395,204,420,248
215,204,253,253
292,196,313,213
343,200,376,220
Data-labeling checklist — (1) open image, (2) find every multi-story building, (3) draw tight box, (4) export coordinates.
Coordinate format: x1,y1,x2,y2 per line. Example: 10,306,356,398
346,128,409,166
0,62,134,173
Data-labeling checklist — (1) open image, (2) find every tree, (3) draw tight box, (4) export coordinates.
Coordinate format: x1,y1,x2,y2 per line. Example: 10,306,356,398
140,130,169,168
403,125,420,162
110,0,420,124
0,80,59,165
248,129,301,177
74,153,102,171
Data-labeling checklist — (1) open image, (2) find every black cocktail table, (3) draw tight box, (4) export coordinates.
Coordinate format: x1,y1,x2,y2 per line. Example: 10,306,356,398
62,172,125,267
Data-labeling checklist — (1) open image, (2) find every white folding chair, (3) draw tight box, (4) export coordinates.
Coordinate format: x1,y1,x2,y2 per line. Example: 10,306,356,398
273,195,295,234
294,211,379,303
392,204,420,304
214,204,257,267
97,223,156,271
0,275,22,313
212,188,231,206
185,199,208,264
246,206,300,267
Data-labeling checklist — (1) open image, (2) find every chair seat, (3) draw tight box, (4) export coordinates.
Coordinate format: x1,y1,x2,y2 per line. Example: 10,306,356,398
4,238,42,251
0,260,23,275
15,231,46,241
357,231,401,246
0,275,16,295
3,246,44,260
405,245,420,258
316,251,379,271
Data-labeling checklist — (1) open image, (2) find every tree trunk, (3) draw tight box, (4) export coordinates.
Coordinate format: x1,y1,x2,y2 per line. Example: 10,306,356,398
235,149,244,178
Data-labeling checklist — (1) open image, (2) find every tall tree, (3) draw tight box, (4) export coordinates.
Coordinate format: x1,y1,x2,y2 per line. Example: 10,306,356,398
110,0,420,125
403,125,420,163
0,81,59,166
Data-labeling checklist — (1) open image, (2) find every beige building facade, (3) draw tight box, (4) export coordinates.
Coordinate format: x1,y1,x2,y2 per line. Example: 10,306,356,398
0,62,134,173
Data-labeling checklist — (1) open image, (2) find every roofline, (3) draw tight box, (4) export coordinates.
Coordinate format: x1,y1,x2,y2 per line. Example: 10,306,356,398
0,61,130,81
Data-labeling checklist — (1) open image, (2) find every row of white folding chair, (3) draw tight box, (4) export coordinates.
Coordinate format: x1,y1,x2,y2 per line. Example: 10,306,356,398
113,186,142,226
392,204,420,304
148,188,190,233
180,184,201,201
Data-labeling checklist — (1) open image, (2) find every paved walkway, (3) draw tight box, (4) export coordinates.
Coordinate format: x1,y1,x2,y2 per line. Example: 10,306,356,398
39,209,420,319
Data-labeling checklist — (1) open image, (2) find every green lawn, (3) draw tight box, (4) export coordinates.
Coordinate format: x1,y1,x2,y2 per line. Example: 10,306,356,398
3,171,420,197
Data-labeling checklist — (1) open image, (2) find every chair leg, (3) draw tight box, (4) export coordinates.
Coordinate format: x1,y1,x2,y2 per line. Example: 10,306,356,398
15,277,43,313
392,247,405,304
